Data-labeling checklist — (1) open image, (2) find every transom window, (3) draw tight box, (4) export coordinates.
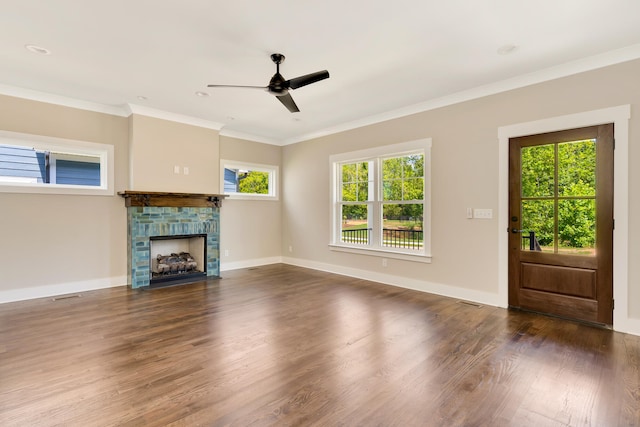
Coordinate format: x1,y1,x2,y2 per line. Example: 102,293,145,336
330,139,431,261
220,160,278,200
0,130,114,195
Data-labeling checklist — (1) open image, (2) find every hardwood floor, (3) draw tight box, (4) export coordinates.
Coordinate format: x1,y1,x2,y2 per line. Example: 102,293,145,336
1,264,639,426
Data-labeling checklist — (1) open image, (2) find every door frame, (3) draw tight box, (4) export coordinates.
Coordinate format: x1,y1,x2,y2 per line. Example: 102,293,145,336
497,105,633,332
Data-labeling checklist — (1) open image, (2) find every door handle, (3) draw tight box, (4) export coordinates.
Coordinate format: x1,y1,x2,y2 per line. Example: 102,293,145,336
511,228,526,234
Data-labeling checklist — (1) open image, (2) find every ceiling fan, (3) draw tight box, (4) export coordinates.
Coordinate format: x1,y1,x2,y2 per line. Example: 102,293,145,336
207,53,329,113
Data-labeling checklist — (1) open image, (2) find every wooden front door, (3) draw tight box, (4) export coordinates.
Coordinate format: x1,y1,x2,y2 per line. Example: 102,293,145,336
508,124,614,325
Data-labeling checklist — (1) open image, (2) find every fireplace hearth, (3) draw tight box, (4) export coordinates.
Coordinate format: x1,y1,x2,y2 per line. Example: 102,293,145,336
119,191,225,289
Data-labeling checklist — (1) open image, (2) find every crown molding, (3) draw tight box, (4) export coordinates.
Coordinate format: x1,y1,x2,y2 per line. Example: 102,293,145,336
2,42,640,145
0,84,129,117
283,42,640,145
125,104,224,131
218,128,281,145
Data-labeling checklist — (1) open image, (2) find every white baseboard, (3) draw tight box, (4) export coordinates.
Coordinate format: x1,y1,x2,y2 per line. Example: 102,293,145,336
281,256,502,307
220,256,284,273
4,258,639,338
281,256,640,337
0,256,285,304
0,276,127,304
614,317,640,336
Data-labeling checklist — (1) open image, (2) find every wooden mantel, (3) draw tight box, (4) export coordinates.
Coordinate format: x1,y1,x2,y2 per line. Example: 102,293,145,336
118,191,226,208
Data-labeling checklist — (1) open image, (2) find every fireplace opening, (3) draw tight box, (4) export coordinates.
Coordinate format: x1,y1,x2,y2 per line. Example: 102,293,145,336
149,234,207,287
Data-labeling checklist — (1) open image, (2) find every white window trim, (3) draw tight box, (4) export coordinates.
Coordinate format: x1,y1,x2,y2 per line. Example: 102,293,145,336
220,160,279,201
329,138,432,262
0,130,114,196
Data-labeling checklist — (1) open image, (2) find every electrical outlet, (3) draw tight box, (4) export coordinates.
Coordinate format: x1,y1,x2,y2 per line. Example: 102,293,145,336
173,165,180,174
288,246,293,253
183,166,189,175
224,249,229,257
473,208,493,219
466,207,473,219
382,258,388,267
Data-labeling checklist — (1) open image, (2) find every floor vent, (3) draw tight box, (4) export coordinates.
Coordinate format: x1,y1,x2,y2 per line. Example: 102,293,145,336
52,294,82,301
457,300,483,308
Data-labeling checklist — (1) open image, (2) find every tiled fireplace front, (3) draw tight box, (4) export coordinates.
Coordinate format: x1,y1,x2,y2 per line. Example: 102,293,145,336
119,192,225,289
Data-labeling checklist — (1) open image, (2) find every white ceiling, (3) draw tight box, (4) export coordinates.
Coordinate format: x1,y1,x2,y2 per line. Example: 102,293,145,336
2,1,640,145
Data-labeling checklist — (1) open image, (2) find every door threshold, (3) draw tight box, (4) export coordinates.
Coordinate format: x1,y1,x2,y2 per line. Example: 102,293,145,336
508,306,612,330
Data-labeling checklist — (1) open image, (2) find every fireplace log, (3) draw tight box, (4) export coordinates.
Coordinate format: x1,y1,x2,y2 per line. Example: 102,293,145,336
154,253,199,275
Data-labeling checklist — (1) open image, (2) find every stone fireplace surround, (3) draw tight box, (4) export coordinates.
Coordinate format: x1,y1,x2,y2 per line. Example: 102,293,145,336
119,191,225,289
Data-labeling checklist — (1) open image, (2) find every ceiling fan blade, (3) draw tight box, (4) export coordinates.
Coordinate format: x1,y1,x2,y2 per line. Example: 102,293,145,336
276,93,300,113
286,70,330,90
207,84,266,89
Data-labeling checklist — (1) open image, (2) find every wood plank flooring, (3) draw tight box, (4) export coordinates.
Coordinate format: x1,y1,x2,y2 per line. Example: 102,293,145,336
1,264,639,426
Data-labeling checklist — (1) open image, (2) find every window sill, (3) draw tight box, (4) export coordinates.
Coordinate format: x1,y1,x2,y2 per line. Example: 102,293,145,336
224,193,279,201
0,183,113,196
328,244,432,263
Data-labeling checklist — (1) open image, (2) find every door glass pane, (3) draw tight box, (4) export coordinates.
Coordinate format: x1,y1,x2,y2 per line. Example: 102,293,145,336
341,204,370,245
558,199,596,256
521,200,554,252
558,140,596,197
521,145,555,197
382,203,423,250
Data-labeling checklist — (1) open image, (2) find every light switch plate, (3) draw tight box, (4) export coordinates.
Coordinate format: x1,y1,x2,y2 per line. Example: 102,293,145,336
473,208,493,219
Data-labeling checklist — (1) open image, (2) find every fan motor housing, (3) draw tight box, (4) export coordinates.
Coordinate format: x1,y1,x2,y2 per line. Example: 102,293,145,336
268,73,288,95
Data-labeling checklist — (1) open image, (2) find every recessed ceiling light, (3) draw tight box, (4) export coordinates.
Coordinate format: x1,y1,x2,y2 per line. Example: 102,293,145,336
137,95,148,101
195,91,209,97
497,44,518,55
25,44,51,55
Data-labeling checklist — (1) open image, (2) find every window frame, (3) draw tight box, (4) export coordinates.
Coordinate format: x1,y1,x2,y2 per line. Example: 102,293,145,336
0,130,114,196
220,160,279,201
329,138,432,262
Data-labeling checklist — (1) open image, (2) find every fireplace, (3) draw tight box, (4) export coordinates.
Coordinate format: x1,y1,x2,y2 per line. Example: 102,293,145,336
150,234,207,286
119,191,225,289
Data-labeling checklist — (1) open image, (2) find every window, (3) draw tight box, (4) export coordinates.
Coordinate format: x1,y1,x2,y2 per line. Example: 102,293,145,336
330,138,431,261
0,130,114,195
220,160,278,200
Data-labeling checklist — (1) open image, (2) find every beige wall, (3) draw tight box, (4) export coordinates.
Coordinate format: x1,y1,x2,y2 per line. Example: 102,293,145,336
0,100,223,300
219,135,282,268
282,59,640,319
1,59,639,329
129,114,219,193
0,95,129,296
